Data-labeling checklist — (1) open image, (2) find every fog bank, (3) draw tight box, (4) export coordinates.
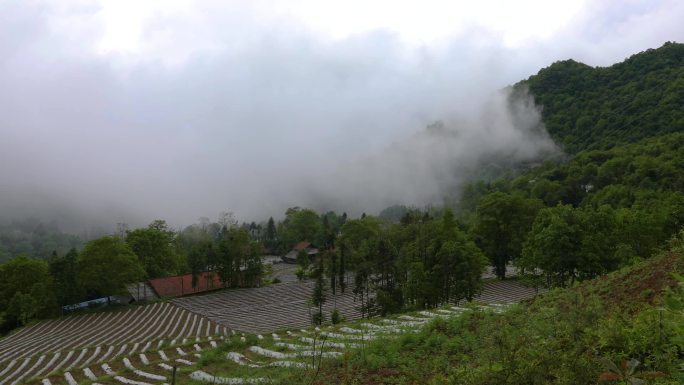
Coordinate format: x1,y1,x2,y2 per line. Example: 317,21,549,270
1,1,682,231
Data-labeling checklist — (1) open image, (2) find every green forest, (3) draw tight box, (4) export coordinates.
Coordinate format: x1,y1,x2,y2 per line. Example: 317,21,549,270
1,42,683,383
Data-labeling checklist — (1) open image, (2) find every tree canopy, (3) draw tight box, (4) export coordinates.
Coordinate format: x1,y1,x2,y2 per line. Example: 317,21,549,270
77,236,145,298
125,220,181,279
0,255,56,330
517,41,684,153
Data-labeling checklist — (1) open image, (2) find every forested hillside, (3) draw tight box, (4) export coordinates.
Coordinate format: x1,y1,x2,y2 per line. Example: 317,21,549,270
456,128,684,288
517,41,684,152
449,43,684,285
0,219,82,263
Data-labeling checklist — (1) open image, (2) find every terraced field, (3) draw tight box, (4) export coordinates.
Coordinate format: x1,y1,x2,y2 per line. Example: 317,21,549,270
172,279,538,333
0,302,227,385
18,336,225,385
15,304,509,385
475,280,541,303
187,306,501,384
173,281,362,333
0,277,539,384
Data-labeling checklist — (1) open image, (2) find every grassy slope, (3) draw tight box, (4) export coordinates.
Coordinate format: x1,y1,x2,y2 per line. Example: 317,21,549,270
300,236,684,385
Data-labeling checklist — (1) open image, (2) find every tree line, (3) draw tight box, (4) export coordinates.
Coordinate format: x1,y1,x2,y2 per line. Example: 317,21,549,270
517,41,684,153
459,132,684,286
0,219,263,334
3,132,683,333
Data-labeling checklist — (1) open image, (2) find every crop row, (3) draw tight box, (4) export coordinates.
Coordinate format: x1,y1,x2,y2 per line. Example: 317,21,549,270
0,302,226,383
17,303,509,385
174,281,363,333
172,279,539,333
21,337,224,385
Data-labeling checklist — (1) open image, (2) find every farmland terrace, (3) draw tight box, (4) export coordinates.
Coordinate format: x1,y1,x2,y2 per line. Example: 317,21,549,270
0,303,227,385
0,277,539,384
172,279,539,333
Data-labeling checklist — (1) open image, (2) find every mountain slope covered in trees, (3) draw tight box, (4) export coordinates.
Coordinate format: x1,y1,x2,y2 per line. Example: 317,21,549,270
451,43,684,283
516,41,684,153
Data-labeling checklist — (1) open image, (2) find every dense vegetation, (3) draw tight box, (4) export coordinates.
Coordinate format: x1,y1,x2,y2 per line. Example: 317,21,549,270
307,232,684,385
516,41,684,153
339,210,487,317
455,132,684,284
0,220,264,333
0,218,82,263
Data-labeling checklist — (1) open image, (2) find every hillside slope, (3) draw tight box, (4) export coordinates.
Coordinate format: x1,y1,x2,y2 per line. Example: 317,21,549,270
310,232,684,385
516,41,684,153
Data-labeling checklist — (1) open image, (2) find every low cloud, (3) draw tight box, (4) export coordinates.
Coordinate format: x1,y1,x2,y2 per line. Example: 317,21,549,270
0,1,682,231
296,87,559,215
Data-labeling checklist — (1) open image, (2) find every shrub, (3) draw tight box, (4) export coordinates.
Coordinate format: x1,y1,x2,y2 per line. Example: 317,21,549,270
331,308,342,324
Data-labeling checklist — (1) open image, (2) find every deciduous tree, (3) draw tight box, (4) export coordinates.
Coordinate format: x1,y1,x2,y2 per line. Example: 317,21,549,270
77,236,145,300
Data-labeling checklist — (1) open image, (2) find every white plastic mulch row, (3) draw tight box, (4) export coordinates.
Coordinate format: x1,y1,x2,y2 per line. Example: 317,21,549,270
225,352,311,370
112,344,128,360
82,346,102,367
194,304,512,382
84,367,98,380
0,360,17,378
0,302,222,370
0,311,93,362
247,346,287,359
123,357,167,381
123,304,175,346
0,357,29,385
7,354,46,385
99,304,157,346
67,348,88,369
34,352,60,377
52,350,74,372
170,312,193,345
0,331,220,385
176,358,194,365
158,350,169,361
153,308,181,347
248,346,341,359
114,376,154,385
190,370,268,384
64,372,78,385
320,331,375,341
99,345,115,363
101,363,116,375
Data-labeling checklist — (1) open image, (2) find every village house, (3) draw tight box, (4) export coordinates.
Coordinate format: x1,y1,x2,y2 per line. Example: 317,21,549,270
282,241,319,264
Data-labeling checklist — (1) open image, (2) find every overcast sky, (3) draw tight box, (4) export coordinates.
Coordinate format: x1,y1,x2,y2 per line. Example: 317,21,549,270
1,0,683,230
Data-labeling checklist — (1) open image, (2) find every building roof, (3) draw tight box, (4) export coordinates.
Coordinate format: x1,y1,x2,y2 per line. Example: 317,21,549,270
293,241,312,250
149,272,224,298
